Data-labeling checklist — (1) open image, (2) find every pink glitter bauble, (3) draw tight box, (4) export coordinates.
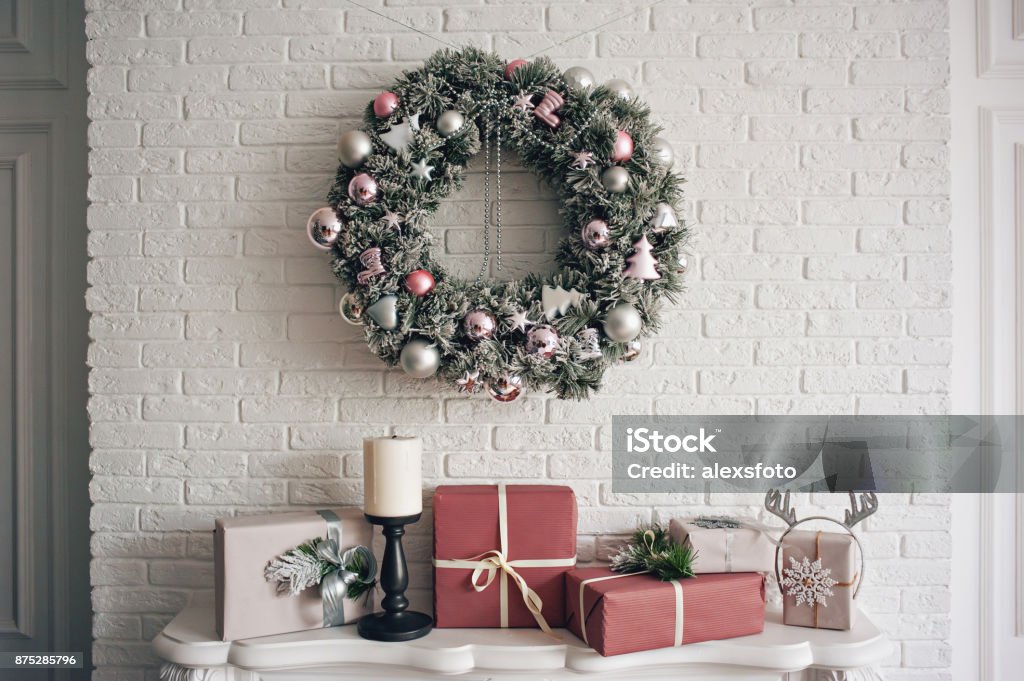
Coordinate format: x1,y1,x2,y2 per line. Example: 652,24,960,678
525,325,560,358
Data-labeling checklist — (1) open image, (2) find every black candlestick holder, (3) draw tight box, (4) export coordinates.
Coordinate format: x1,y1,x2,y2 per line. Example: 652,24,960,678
357,513,434,642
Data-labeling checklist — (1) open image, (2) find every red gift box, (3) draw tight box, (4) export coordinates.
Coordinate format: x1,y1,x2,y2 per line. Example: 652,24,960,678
565,567,766,657
432,484,577,630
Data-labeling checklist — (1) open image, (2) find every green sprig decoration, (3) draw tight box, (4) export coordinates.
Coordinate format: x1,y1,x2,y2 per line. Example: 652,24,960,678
265,538,376,601
324,47,689,400
610,523,697,581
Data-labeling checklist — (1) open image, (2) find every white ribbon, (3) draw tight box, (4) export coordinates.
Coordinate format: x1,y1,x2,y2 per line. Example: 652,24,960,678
576,572,684,647
432,484,576,632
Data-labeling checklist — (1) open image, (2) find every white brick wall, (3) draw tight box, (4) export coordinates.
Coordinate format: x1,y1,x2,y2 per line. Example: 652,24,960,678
84,1,951,679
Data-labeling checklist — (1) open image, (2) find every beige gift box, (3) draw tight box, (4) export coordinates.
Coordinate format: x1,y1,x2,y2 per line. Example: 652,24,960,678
215,508,374,641
669,518,776,574
780,529,857,631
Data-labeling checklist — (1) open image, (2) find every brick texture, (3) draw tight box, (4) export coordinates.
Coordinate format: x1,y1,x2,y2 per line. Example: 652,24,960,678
85,1,951,679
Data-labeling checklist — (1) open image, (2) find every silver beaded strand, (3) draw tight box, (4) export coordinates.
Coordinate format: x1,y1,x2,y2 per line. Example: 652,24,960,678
478,116,491,280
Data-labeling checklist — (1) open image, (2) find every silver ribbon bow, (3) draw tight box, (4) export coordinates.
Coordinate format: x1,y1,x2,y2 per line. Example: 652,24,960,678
316,510,377,627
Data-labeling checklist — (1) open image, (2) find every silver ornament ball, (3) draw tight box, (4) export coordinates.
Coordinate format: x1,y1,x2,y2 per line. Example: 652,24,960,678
399,339,441,379
603,303,643,342
601,166,630,194
525,325,560,358
306,207,342,250
621,340,642,363
605,78,634,100
563,66,595,90
337,130,372,168
650,136,674,167
436,110,466,138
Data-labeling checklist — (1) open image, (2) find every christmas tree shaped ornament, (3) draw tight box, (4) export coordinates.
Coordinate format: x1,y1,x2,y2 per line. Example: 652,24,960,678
339,293,364,325
542,285,584,320
373,91,399,118
623,235,661,280
356,247,385,284
365,295,398,330
650,202,678,232
581,218,611,250
306,207,342,250
525,324,560,358
486,374,524,402
379,114,421,154
601,166,630,193
337,130,373,168
562,66,595,90
533,89,564,128
348,173,379,207
611,130,634,163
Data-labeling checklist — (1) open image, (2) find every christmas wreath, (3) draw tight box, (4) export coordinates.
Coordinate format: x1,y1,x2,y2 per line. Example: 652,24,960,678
307,47,688,401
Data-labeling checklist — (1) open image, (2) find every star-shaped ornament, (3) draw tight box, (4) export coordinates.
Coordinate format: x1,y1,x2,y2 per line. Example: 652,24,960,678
456,369,480,393
380,210,402,230
512,93,536,111
410,158,434,181
380,113,421,154
570,150,595,170
506,309,534,333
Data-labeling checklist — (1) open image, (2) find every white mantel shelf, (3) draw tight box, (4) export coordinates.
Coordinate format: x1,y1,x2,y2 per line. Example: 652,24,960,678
154,600,891,681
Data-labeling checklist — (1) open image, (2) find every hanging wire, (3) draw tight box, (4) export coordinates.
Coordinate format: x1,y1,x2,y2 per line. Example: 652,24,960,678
342,0,667,58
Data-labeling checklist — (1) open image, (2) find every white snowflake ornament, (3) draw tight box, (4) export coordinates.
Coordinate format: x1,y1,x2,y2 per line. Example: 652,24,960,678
781,555,838,608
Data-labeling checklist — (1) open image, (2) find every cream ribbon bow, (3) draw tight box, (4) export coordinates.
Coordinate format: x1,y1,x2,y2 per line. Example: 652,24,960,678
433,484,576,633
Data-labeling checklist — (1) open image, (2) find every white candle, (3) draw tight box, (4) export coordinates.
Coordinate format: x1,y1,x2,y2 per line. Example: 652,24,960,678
363,436,423,518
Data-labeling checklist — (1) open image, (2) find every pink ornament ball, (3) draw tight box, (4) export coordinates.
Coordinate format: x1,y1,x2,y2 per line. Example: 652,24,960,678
373,91,399,118
404,269,436,297
525,324,560,358
348,173,379,207
504,59,528,80
611,130,634,163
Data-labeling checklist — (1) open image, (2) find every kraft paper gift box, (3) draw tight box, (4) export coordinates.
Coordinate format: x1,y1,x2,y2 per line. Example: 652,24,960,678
215,508,374,641
780,529,857,631
669,517,776,574
565,567,766,657
432,484,577,629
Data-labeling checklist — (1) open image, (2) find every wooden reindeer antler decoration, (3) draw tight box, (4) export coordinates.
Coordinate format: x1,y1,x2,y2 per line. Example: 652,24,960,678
843,491,879,529
764,489,797,526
